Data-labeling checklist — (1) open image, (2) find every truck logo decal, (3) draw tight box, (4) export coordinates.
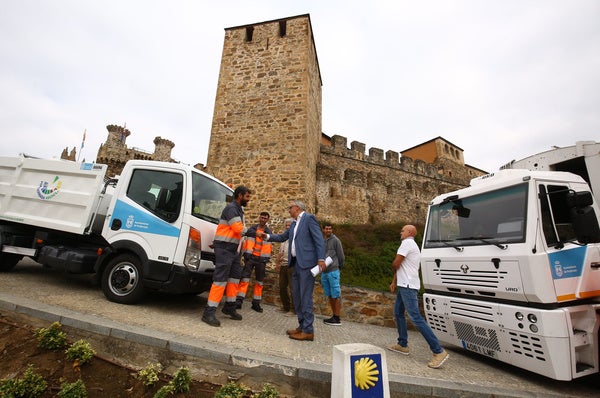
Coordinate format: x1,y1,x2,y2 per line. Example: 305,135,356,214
111,200,180,237
37,176,62,200
548,246,586,280
460,264,469,273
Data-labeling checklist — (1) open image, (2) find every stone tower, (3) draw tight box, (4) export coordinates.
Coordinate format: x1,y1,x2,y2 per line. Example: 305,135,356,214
206,14,322,226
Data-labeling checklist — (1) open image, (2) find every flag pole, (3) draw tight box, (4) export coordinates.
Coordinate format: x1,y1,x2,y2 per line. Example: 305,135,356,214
77,129,86,162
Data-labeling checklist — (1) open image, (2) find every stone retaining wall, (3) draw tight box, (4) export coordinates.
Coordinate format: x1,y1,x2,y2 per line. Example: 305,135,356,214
247,268,422,329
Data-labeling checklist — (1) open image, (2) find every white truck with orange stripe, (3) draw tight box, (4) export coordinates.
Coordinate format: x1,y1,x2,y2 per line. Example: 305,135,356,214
0,156,232,304
421,141,600,380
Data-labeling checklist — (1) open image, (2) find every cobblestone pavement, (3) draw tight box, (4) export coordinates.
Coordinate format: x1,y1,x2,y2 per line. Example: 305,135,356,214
0,259,598,397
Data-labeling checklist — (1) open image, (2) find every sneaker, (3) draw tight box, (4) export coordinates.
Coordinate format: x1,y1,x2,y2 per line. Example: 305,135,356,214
251,303,263,313
201,314,221,327
324,316,341,326
428,350,449,369
387,344,410,355
221,307,243,320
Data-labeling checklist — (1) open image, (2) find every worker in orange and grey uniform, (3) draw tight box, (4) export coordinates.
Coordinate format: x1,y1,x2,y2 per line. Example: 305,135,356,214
236,211,273,313
201,185,252,327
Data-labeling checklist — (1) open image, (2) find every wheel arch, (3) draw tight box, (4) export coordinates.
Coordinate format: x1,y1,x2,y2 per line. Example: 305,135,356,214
94,240,149,279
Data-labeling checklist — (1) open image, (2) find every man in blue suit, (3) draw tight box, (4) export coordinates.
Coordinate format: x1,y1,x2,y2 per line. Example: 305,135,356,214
264,200,326,341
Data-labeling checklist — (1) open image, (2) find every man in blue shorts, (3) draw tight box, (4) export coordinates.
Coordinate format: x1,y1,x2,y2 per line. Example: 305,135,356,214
322,223,345,326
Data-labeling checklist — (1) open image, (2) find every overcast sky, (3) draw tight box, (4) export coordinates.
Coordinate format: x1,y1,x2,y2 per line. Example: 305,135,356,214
1,0,598,173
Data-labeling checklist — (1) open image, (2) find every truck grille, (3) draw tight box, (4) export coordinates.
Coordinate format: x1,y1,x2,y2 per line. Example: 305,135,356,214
434,268,508,290
455,320,501,353
508,331,547,362
449,300,495,322
427,313,447,334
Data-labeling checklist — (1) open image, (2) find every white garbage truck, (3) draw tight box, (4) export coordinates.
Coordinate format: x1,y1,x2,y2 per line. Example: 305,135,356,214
0,156,233,304
421,141,600,380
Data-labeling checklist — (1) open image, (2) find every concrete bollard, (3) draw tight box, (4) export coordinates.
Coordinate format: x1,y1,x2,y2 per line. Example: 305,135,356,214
331,343,390,398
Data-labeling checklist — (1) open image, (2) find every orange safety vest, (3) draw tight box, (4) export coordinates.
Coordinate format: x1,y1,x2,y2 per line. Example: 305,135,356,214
242,226,272,261
214,202,246,245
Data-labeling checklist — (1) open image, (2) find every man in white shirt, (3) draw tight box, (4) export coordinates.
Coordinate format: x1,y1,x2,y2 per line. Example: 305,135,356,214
388,224,449,369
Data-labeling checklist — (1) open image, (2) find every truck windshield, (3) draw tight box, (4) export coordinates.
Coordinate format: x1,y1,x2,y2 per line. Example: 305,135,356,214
191,172,233,224
424,183,528,248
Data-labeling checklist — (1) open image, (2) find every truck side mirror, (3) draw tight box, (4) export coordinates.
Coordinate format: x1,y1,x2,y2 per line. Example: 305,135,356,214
567,191,600,244
566,190,594,208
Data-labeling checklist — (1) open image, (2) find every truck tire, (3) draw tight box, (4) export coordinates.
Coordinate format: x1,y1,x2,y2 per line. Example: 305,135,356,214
0,253,22,272
101,254,147,304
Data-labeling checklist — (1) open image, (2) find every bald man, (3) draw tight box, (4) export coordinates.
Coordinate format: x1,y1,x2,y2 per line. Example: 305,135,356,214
388,225,449,369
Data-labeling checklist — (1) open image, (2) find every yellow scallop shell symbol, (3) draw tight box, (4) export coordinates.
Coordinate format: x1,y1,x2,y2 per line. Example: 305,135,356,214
354,356,380,390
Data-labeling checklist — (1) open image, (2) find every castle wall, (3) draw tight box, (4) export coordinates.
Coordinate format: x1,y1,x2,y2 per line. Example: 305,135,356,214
316,135,484,225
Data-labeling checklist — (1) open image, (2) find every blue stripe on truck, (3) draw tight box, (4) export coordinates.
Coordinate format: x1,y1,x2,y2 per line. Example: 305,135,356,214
111,200,180,237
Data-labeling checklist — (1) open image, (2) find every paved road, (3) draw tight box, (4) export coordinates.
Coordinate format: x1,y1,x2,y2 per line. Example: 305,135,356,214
1,258,598,397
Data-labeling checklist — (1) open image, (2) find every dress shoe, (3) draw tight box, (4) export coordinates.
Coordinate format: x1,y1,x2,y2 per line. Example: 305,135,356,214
286,327,302,335
201,314,221,327
289,332,314,341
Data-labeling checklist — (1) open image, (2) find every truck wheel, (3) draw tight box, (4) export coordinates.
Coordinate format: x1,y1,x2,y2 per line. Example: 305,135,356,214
101,254,146,304
0,253,22,271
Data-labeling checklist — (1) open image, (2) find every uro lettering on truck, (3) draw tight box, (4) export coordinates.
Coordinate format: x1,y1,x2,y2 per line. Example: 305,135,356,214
111,199,180,237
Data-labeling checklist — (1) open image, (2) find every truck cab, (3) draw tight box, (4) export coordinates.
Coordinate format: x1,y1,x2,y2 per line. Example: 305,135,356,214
421,168,600,380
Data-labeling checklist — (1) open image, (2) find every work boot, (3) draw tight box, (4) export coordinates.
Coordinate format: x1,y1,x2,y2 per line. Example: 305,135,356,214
235,298,243,309
201,308,220,327
222,302,242,320
251,301,263,313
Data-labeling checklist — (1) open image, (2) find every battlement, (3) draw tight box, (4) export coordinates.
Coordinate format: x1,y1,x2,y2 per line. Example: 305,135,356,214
321,134,443,180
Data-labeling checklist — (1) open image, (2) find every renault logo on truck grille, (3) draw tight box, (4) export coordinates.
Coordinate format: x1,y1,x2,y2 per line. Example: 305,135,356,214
460,264,469,274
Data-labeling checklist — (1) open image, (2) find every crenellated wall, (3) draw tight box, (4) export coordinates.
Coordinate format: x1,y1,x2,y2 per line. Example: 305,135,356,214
316,135,484,225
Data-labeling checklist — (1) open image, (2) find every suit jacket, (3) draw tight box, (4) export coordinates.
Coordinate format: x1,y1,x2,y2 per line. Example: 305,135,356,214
268,212,325,270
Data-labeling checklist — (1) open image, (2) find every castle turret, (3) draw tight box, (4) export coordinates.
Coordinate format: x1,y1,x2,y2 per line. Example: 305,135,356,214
153,136,175,162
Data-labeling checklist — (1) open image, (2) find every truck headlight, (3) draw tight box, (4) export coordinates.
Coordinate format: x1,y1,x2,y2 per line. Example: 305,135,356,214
184,227,202,271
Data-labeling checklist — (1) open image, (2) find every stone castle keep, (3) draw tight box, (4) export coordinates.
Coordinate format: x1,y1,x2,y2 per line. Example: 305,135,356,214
63,14,486,229
204,14,485,228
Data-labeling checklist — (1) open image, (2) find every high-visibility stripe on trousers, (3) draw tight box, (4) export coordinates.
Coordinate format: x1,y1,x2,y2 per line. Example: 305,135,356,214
206,243,242,308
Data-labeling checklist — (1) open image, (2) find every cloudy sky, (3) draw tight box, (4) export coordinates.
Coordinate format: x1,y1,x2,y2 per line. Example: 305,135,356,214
1,0,598,173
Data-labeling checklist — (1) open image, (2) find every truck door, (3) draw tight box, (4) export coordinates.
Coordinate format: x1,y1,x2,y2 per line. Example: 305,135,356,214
538,183,594,302
104,168,184,279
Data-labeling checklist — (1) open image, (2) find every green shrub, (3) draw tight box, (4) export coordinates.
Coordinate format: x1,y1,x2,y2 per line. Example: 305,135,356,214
252,383,280,398
65,339,96,365
137,363,162,387
34,321,67,350
215,381,247,398
0,364,47,398
333,222,423,291
58,379,87,398
153,384,174,398
171,366,191,393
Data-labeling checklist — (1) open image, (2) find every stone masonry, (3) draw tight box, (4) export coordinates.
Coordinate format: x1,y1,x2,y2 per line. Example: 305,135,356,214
205,14,485,230
206,14,322,227
62,124,176,177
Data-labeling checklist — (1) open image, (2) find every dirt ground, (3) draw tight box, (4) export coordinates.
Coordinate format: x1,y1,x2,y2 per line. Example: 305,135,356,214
0,315,225,397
